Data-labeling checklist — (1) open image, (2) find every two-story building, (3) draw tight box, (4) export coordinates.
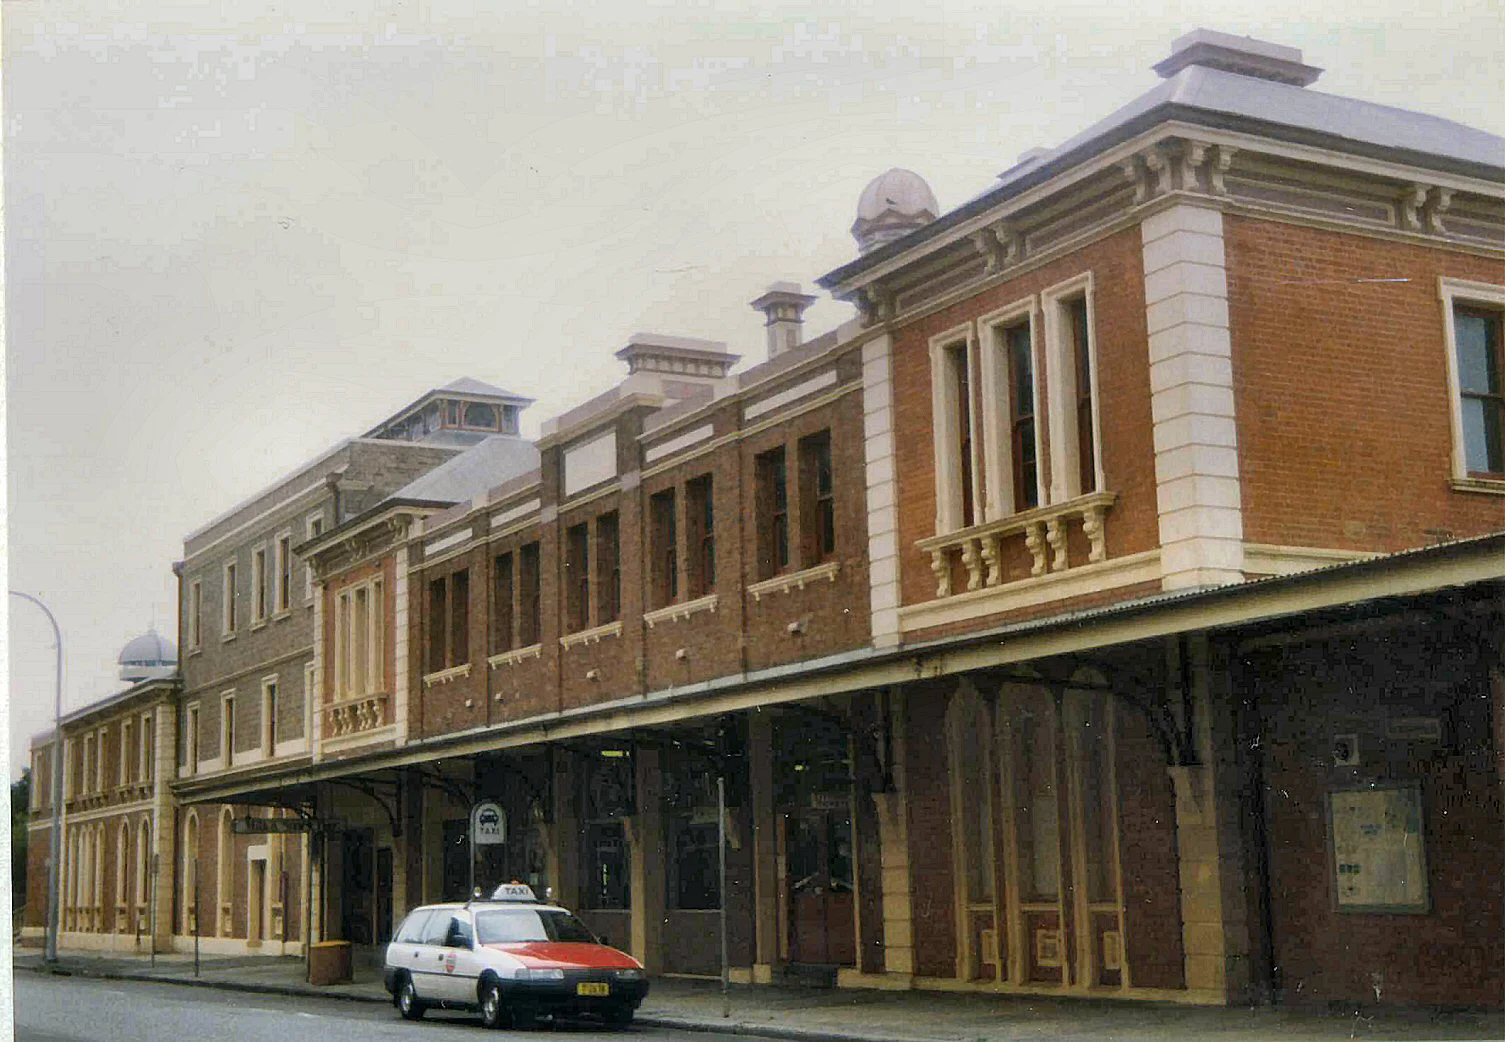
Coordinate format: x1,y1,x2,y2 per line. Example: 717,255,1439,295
28,29,1505,1009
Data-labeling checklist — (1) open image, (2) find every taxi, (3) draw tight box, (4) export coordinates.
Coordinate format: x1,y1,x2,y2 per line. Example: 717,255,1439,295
382,883,649,1029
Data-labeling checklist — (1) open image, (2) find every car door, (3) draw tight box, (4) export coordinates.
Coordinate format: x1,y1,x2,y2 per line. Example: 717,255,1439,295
445,911,483,1006
392,909,434,997
418,909,463,1002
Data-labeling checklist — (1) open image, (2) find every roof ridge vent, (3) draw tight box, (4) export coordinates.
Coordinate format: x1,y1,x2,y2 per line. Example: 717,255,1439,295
1153,29,1322,87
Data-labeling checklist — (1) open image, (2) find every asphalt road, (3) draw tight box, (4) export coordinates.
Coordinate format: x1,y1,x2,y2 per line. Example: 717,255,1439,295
13,974,704,1042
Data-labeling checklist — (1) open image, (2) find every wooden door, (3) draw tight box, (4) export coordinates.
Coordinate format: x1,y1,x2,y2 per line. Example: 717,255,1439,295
787,810,856,965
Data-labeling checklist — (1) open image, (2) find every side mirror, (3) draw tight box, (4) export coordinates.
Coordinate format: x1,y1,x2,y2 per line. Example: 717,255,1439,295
598,935,611,949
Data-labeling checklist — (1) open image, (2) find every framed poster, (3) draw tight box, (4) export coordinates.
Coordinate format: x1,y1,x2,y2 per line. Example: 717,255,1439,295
1327,783,1429,914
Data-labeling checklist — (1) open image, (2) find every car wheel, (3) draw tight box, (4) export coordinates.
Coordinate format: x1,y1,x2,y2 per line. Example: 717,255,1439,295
395,976,426,1021
603,1004,634,1028
479,980,508,1030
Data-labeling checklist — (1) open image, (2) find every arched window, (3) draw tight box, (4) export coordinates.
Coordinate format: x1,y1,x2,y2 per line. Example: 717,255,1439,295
116,820,130,932
181,811,199,935
463,402,498,429
136,817,152,910
218,808,234,937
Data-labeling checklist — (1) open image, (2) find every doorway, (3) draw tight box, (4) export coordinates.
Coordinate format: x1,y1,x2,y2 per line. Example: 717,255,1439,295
786,808,855,965
248,859,266,946
375,847,394,943
339,828,375,944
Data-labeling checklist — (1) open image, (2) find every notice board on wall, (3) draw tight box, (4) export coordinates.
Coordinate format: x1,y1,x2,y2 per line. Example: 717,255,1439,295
1328,784,1429,913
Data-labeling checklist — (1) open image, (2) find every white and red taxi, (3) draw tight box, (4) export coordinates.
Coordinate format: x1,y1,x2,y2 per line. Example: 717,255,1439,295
383,884,648,1029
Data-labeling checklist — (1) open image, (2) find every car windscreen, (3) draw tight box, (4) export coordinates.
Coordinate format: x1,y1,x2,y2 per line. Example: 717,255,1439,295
474,908,597,945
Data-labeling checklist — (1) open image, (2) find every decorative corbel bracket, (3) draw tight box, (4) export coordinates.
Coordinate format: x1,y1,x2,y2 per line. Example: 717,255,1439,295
1400,183,1430,231
1177,140,1209,193
858,283,897,327
1209,145,1237,196
1425,187,1452,234
969,220,1023,275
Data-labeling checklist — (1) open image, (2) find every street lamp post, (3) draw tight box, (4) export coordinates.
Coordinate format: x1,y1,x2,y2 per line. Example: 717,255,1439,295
10,590,64,964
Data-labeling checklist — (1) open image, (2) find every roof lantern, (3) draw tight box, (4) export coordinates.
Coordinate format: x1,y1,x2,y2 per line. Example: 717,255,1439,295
851,168,939,254
118,628,177,683
1153,29,1323,86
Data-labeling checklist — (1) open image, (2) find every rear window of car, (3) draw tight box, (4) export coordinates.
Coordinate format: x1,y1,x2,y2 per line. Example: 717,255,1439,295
475,908,597,945
396,910,432,944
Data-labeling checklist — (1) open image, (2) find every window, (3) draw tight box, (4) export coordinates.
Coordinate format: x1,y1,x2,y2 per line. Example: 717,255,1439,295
1043,277,1101,503
596,512,621,624
139,711,153,784
1068,297,1096,495
1457,306,1503,475
1441,281,1505,484
82,735,94,795
799,431,836,563
686,475,715,598
187,581,202,651
262,678,278,756
305,514,324,601
426,571,468,673
252,545,268,624
519,543,541,647
463,402,499,429
755,447,789,579
120,720,132,786
565,524,590,632
185,705,200,776
221,695,235,769
649,489,678,608
1005,322,1039,511
274,534,292,614
222,560,238,634
95,729,106,792
492,552,515,654
928,327,981,534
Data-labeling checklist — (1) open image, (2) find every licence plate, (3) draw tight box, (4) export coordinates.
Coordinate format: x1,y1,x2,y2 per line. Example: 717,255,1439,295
576,982,610,997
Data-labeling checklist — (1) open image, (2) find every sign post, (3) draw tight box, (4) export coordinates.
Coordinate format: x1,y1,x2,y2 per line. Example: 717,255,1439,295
718,775,729,1019
469,801,506,897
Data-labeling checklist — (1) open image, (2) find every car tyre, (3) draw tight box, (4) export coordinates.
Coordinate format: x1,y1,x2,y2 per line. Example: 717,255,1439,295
395,976,426,1021
603,1004,634,1028
479,979,508,1030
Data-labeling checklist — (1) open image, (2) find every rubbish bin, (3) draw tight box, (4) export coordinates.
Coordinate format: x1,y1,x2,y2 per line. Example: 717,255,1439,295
308,940,353,985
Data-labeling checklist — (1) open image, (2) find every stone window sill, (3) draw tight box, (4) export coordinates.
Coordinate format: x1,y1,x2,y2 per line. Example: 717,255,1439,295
488,643,543,669
560,620,624,650
643,593,720,627
1451,476,1505,496
422,663,472,688
748,561,840,602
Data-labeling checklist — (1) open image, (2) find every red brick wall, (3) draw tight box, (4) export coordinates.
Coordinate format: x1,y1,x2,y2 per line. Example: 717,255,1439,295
1253,629,1504,1006
1115,702,1185,990
407,357,871,741
891,228,1158,621
904,685,957,977
1225,218,1505,552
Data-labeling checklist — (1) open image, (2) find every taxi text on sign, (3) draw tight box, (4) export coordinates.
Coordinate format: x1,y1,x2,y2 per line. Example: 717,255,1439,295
471,800,507,847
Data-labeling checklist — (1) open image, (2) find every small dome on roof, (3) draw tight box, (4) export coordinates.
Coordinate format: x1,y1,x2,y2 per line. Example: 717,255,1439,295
852,169,939,254
118,629,177,683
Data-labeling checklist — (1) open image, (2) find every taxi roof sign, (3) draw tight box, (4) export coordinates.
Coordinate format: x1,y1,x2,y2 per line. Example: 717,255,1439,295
488,883,539,903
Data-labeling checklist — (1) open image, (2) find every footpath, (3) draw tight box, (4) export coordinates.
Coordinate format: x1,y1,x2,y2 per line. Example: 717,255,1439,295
13,950,1505,1042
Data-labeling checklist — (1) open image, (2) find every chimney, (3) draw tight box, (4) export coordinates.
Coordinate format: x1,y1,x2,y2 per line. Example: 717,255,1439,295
1153,29,1322,86
749,282,817,359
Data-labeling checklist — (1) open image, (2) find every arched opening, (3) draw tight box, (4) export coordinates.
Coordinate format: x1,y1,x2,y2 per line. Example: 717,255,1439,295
181,811,199,935
217,808,234,937
136,816,152,927
116,820,130,933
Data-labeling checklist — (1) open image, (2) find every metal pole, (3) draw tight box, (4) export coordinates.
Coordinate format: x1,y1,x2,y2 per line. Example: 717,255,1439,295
718,775,729,1019
193,858,200,977
11,591,64,965
149,854,158,968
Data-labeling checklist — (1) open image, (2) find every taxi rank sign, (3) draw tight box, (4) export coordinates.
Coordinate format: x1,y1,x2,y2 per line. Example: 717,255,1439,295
469,800,506,896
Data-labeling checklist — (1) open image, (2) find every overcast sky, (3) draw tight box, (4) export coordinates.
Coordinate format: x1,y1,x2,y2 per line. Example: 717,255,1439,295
5,0,1503,779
